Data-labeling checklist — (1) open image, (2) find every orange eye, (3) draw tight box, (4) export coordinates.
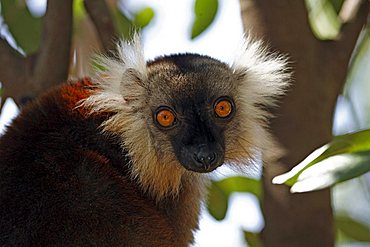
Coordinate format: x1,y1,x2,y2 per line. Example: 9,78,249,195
214,98,233,118
156,108,176,128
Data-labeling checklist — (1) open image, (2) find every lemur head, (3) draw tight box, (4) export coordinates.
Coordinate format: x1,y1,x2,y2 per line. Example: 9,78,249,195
146,54,238,173
83,34,289,199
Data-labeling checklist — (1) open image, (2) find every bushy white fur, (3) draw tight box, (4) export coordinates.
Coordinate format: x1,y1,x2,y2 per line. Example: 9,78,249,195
82,34,289,199
231,35,289,107
227,35,290,164
86,34,147,112
83,34,193,200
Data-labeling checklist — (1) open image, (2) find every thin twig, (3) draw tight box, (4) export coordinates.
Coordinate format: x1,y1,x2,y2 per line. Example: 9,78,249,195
32,0,73,94
84,0,118,54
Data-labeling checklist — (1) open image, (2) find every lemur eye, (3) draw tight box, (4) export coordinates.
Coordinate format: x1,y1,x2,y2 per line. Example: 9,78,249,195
155,107,176,128
214,97,234,118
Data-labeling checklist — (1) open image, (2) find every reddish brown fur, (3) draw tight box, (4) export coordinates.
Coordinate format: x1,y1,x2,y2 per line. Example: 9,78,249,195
0,79,201,246
60,78,95,116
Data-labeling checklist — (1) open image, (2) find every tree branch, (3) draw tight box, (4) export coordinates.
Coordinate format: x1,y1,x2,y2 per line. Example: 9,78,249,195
0,0,73,106
32,0,73,94
84,0,118,53
337,0,369,57
239,0,315,49
0,90,12,111
321,0,370,94
0,38,25,82
240,1,340,246
0,38,27,106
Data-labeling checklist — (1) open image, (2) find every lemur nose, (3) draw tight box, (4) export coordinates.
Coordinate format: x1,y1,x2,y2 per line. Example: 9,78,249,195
194,147,216,168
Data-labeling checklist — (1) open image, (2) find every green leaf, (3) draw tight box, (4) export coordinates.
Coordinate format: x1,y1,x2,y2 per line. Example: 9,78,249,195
343,30,370,127
133,7,154,29
72,0,88,41
111,6,154,39
273,129,370,192
207,182,228,220
191,0,218,39
244,231,262,247
73,0,85,18
336,215,370,242
207,176,261,220
329,0,345,13
0,0,42,54
112,8,135,39
290,151,370,192
305,0,341,39
73,0,86,23
215,176,261,199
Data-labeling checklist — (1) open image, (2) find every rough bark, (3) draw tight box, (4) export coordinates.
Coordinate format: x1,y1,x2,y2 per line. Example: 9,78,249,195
0,0,73,106
239,0,369,246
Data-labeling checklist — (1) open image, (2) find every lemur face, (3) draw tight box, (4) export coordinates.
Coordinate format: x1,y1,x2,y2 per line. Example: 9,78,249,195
146,54,238,173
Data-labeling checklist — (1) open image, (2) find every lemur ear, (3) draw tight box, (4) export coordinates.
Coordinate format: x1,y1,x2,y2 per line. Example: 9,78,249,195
229,35,290,107
84,34,148,112
116,36,148,102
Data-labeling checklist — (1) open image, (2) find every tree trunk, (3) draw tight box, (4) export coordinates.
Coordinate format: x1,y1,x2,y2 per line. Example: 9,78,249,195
239,0,369,246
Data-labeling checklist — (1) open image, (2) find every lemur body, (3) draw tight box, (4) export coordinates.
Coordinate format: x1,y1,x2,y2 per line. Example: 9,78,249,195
0,36,289,246
0,78,199,246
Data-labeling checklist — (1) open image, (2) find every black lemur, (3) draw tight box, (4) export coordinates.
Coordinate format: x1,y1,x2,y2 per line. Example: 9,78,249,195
0,35,289,246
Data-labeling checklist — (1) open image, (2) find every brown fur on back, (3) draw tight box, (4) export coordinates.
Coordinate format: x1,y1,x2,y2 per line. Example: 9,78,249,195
0,79,201,246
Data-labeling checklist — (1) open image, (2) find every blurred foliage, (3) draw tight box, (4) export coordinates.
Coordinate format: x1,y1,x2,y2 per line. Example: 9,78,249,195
0,0,42,54
207,176,261,221
112,8,135,39
73,0,85,23
345,28,370,90
336,215,370,242
133,7,154,29
343,29,370,129
0,0,154,54
330,0,345,13
72,0,155,39
191,0,218,39
206,176,261,246
113,5,154,39
273,129,370,192
305,0,341,39
243,231,262,247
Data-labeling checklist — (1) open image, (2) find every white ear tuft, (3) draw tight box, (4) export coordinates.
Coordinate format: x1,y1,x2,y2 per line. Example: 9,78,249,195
84,33,148,113
115,33,148,83
224,34,291,167
230,34,291,106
